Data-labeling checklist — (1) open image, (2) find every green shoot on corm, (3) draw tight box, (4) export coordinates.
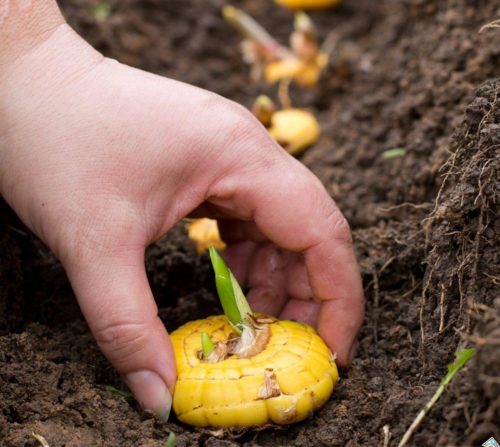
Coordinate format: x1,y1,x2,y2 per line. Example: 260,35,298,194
209,247,252,334
201,332,215,358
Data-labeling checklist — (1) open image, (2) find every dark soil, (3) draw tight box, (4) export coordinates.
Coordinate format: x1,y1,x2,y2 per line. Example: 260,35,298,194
1,0,499,446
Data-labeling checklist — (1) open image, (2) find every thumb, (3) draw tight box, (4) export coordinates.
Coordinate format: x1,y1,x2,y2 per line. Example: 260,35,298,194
64,245,176,420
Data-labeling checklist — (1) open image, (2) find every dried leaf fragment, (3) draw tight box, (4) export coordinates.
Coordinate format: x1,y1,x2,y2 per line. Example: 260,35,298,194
229,324,271,359
32,432,50,447
258,368,282,399
201,341,228,364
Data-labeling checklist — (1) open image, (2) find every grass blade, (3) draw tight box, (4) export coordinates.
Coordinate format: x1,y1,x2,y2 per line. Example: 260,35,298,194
440,347,475,386
229,271,252,322
209,247,253,333
382,148,406,160
102,385,135,402
398,347,476,447
165,432,176,447
209,247,242,330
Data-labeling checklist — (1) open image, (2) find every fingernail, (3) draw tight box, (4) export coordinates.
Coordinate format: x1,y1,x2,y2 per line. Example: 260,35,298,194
348,340,359,364
124,370,172,421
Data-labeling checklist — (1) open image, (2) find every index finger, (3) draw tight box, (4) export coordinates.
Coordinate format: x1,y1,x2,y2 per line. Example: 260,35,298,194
208,151,364,366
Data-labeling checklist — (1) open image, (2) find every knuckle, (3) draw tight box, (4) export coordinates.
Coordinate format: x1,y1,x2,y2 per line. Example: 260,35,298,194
215,99,275,151
54,200,139,268
225,109,262,144
93,320,149,367
326,207,353,245
206,101,287,184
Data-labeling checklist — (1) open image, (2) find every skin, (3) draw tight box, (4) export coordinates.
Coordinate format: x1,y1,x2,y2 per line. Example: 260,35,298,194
0,0,364,420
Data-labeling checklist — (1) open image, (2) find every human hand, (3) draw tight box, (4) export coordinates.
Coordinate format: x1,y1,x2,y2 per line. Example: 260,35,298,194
0,24,363,419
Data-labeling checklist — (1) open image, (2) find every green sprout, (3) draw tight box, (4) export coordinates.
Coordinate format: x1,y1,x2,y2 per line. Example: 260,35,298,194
398,347,476,447
90,1,112,22
382,147,406,160
165,432,176,447
102,385,135,402
201,332,215,358
209,247,252,334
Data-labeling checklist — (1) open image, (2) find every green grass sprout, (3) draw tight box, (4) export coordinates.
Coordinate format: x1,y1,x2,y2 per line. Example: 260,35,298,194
102,385,135,402
209,247,252,333
382,148,406,160
201,332,215,358
165,432,176,447
90,1,112,22
398,347,476,447
229,269,252,322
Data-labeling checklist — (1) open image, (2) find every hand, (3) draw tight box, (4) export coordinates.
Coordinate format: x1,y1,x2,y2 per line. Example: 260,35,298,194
0,24,364,419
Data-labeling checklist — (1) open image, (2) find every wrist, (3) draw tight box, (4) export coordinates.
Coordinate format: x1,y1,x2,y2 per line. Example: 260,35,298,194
0,23,103,197
0,0,65,73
